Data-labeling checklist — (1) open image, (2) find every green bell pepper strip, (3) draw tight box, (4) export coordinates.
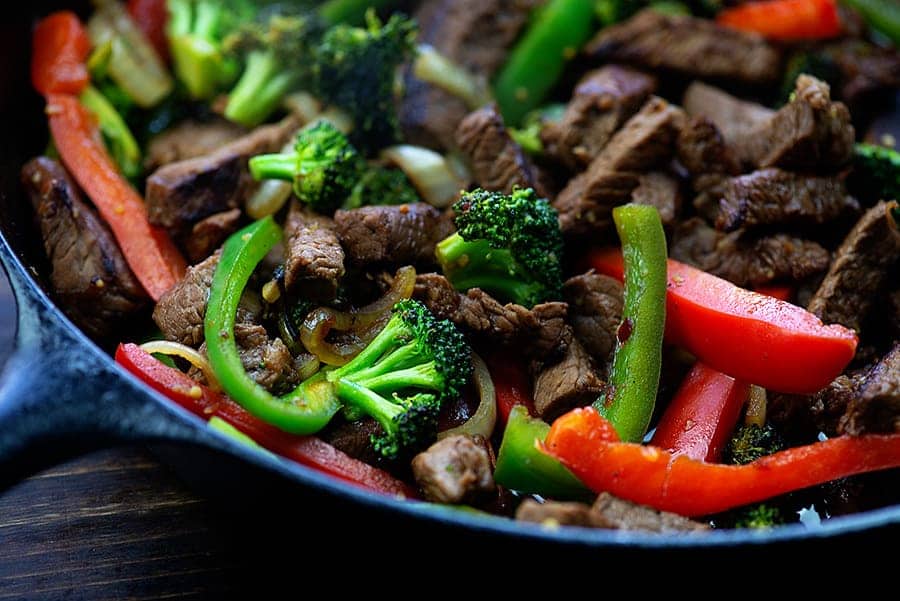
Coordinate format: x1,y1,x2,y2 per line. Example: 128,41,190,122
204,216,341,434
494,406,590,499
493,0,596,125
839,0,900,45
594,204,667,442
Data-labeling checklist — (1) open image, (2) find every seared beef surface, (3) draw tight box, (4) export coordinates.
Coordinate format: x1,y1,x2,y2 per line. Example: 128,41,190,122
22,157,146,339
334,203,454,267
671,218,830,288
586,9,781,86
840,344,900,436
532,338,605,421
412,435,495,504
183,208,242,264
414,273,571,362
631,172,681,226
808,201,900,332
717,168,858,232
283,201,345,302
145,119,247,171
456,105,537,194
146,116,299,239
562,272,624,364
542,65,657,170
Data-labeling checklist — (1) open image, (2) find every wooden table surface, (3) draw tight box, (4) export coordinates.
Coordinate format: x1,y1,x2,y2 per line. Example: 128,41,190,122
0,275,252,600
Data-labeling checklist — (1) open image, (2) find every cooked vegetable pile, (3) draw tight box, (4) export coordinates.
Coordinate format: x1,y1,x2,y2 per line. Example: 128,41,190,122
23,0,900,533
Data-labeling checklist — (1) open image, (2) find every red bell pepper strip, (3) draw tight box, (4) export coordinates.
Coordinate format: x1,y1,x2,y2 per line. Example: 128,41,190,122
586,249,857,394
31,11,92,95
717,0,842,41
127,0,170,62
754,284,793,302
115,343,417,498
650,362,749,462
543,407,900,517
485,353,535,424
48,94,186,300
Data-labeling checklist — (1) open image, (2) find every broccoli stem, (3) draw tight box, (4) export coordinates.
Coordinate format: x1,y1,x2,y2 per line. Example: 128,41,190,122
327,314,409,381
333,378,402,433
345,342,424,384
354,364,442,395
248,152,300,183
225,50,300,127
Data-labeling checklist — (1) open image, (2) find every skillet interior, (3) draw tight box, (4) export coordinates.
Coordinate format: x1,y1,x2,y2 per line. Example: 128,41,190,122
1,0,899,554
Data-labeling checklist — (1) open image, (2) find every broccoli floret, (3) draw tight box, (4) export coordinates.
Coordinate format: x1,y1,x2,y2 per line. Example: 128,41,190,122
326,299,472,458
850,143,900,205
313,10,417,153
167,0,255,100
733,504,784,529
249,121,363,213
224,11,326,126
344,166,420,208
435,188,564,307
724,423,785,465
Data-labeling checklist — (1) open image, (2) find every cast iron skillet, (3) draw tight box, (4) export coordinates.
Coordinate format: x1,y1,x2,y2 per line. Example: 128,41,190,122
1,0,899,555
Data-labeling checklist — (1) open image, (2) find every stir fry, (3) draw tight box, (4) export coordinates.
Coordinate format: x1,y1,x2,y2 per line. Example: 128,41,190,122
23,0,900,533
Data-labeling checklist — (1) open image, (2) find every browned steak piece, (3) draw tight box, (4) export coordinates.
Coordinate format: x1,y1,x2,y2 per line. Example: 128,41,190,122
824,39,900,109
516,494,709,532
318,418,383,465
414,273,571,361
682,82,774,166
747,75,855,172
563,272,623,365
808,201,900,332
153,251,261,347
533,338,605,421
671,217,830,288
554,97,685,236
542,65,657,170
399,0,538,150
411,435,495,504
22,157,147,339
232,323,296,392
839,344,900,436
455,105,537,194
283,201,344,302
676,116,741,183
585,9,780,86
182,208,242,264
631,172,681,226
717,168,858,232
145,119,247,171
334,203,454,267
769,374,861,440
146,115,299,238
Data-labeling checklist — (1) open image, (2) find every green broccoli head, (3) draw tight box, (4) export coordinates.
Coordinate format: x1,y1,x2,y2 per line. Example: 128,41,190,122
344,166,420,209
166,0,256,99
724,423,785,466
850,143,900,205
327,299,472,458
249,120,363,213
733,504,784,529
223,10,327,126
435,187,564,307
313,10,417,153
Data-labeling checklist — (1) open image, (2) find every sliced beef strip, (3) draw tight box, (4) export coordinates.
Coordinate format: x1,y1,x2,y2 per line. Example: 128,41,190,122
146,115,300,239
516,494,709,532
411,434,495,504
334,203,454,267
769,374,861,441
153,250,261,347
839,344,900,436
682,82,774,166
746,75,855,172
676,116,741,184
318,418,384,465
532,338,605,421
145,119,247,171
631,172,681,226
554,97,685,236
455,105,537,194
399,0,538,150
824,39,900,109
562,272,624,364
585,9,781,87
541,65,657,170
232,323,297,392
283,201,345,302
182,208,242,264
807,200,900,332
414,273,571,362
671,217,830,288
22,157,147,339
717,168,859,232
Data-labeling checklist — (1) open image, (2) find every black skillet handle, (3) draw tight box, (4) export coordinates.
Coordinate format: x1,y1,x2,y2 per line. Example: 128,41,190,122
0,237,216,489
